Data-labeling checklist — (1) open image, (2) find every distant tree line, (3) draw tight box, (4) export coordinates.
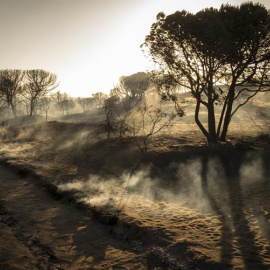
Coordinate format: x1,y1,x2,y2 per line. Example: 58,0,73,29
0,69,99,119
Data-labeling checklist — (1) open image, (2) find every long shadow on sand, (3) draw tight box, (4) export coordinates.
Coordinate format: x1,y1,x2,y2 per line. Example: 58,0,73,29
200,149,270,270
144,141,270,269
51,207,133,269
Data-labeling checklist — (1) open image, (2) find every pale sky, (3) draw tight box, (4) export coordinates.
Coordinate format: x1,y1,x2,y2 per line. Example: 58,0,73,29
1,0,270,97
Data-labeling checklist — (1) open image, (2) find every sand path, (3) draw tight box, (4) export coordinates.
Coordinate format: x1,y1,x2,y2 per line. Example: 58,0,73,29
0,165,149,270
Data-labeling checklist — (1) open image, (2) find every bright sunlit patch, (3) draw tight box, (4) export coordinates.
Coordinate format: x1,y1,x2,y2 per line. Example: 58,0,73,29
3,0,270,97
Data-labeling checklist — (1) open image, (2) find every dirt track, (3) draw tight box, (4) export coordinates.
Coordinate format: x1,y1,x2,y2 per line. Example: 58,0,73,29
0,165,150,270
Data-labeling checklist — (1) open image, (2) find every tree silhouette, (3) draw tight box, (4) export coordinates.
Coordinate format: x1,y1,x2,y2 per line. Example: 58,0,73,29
142,3,270,144
56,99,75,115
25,69,58,116
77,97,95,112
52,92,75,116
0,69,25,117
37,96,52,121
108,73,152,139
129,101,177,154
91,92,108,108
118,72,151,100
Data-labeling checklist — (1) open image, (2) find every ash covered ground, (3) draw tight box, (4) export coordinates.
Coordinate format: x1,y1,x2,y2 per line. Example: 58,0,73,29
0,96,269,270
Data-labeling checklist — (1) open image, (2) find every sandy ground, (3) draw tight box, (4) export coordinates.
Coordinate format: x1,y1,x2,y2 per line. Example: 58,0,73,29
0,165,153,270
0,114,270,269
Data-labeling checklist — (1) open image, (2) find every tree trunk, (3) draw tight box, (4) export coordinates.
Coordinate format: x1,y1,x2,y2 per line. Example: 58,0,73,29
220,84,235,141
10,103,17,118
207,80,218,145
106,112,112,139
195,100,211,142
217,94,229,138
30,99,35,116
207,102,218,144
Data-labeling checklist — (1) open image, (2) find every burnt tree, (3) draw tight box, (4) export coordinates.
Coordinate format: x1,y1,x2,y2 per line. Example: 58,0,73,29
142,3,270,144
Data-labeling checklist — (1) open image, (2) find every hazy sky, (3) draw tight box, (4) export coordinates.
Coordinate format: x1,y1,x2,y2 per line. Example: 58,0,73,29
1,0,270,97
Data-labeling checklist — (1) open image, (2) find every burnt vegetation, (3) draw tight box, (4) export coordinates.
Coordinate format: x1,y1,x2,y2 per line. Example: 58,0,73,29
0,3,270,270
0,4,269,150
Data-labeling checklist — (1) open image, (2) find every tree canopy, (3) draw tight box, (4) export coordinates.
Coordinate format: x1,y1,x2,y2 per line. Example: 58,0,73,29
0,69,25,117
118,72,151,100
25,69,58,116
142,2,270,144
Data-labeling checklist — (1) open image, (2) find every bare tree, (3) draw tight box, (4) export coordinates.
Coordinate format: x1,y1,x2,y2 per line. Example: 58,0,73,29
51,91,68,103
25,69,58,116
91,92,108,108
56,99,76,115
109,87,138,139
37,96,53,121
107,73,152,139
129,100,178,154
77,97,95,112
101,96,119,139
0,69,25,117
50,91,76,116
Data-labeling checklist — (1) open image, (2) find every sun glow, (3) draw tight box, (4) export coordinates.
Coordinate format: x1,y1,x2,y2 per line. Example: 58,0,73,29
1,0,269,97
57,0,228,97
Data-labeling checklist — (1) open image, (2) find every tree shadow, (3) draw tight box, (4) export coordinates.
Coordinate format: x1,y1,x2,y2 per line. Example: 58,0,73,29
51,208,131,269
200,154,234,269
201,149,270,270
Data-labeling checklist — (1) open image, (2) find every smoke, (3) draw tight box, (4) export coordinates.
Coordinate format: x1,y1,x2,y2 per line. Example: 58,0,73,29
56,157,228,215
57,166,156,211
56,129,89,151
57,151,268,222
240,152,265,188
160,158,213,213
158,156,231,215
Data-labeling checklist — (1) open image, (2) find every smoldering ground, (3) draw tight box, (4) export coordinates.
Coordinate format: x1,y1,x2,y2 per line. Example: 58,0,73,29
57,149,269,213
0,89,269,269
56,146,270,269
